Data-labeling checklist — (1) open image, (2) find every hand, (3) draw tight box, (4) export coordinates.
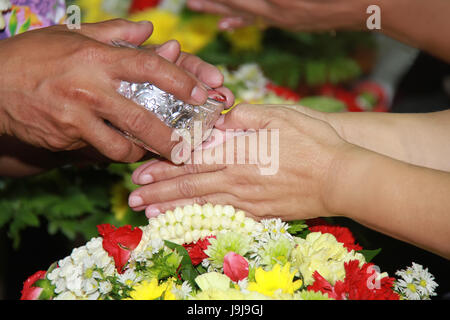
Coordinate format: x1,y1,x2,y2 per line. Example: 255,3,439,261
0,19,232,163
187,0,372,31
128,104,354,220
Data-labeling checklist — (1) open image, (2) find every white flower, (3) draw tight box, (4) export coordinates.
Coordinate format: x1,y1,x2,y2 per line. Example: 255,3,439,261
395,262,438,300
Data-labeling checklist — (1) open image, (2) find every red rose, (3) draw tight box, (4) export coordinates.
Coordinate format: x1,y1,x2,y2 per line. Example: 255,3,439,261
20,271,46,300
309,225,363,252
183,236,214,266
223,252,249,282
97,224,143,274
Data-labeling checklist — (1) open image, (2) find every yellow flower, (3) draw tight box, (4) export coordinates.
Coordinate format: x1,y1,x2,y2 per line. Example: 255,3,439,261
172,15,219,53
78,0,116,23
247,263,302,297
225,25,263,52
129,9,180,45
110,183,129,221
128,278,168,300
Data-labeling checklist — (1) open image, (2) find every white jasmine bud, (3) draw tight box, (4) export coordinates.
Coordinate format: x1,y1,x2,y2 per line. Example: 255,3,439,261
223,205,235,217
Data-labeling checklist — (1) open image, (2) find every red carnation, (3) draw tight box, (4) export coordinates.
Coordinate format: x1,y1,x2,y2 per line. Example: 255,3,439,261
266,83,301,101
129,0,161,13
183,236,215,266
309,225,363,252
308,260,400,300
97,224,143,274
20,271,46,300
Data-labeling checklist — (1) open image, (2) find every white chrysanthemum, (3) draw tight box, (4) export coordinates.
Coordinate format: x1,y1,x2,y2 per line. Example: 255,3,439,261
394,262,438,300
290,232,366,286
48,237,115,300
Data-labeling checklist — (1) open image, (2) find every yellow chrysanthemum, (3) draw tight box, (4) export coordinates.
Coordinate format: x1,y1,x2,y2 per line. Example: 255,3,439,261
129,9,180,45
225,25,263,52
127,278,167,300
247,263,302,297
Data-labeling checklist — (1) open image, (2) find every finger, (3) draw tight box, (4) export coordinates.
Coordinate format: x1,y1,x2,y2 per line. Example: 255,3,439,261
176,52,224,89
187,0,238,16
98,93,184,160
108,47,209,105
128,171,228,208
212,86,235,108
81,117,147,163
76,19,154,46
218,16,254,30
154,40,182,63
215,103,270,130
132,158,226,185
211,0,274,19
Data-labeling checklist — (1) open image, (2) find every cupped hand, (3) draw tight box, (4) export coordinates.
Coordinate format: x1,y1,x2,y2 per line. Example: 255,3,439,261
128,104,355,220
187,0,371,31
0,19,233,163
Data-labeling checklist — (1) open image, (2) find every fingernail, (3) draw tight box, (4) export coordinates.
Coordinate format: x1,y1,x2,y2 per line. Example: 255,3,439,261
137,20,151,25
146,206,161,218
139,174,154,184
191,86,208,104
129,195,144,207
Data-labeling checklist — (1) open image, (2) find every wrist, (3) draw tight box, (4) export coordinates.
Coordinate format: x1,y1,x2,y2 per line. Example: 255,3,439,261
321,143,377,220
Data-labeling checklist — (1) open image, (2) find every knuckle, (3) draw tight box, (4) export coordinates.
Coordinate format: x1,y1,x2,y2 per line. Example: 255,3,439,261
74,40,106,63
125,108,149,134
193,196,208,206
176,179,196,198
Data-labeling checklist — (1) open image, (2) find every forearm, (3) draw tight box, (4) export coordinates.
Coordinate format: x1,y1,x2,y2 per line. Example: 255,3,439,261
327,110,450,172
380,0,450,63
329,147,450,259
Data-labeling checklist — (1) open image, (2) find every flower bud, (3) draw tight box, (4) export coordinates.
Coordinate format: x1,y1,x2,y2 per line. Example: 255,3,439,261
223,205,235,217
214,204,223,216
166,210,176,225
183,205,194,216
174,207,184,221
202,203,214,218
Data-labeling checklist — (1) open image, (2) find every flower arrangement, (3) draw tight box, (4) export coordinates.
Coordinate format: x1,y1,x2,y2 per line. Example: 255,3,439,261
20,203,438,300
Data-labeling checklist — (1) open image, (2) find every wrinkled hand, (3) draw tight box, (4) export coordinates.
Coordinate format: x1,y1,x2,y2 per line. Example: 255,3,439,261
0,19,233,163
129,104,355,220
187,0,371,31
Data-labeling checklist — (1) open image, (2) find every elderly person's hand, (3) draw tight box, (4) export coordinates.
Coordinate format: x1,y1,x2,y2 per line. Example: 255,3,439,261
128,104,354,220
0,19,233,164
186,0,372,31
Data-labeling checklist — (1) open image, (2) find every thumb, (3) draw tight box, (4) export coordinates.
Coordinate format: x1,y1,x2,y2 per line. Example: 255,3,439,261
77,19,153,46
215,104,269,130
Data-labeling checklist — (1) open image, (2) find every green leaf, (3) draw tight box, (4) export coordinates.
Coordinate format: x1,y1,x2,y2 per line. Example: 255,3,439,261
287,220,308,235
9,9,18,36
34,278,56,300
358,248,382,262
19,17,31,34
164,241,199,288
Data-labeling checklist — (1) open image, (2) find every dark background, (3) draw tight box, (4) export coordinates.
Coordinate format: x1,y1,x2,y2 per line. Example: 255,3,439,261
1,51,449,300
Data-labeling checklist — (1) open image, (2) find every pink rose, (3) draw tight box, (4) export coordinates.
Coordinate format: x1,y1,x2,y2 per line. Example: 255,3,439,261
223,252,249,282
